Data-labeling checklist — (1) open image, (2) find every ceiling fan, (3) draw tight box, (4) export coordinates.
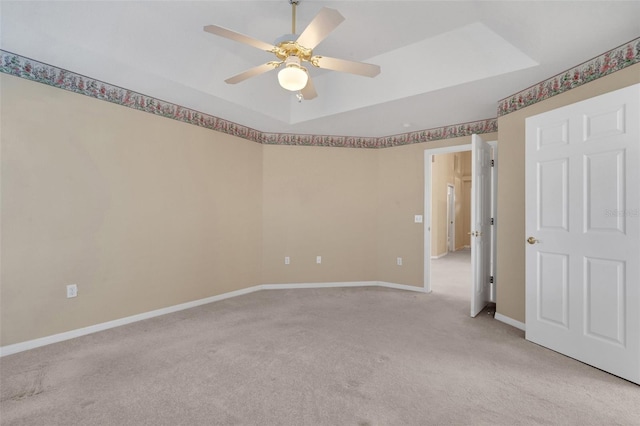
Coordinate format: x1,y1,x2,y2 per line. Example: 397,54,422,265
203,0,381,100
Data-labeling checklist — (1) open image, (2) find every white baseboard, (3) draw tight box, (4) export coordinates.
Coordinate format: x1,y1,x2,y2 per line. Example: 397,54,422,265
0,281,424,357
495,313,526,331
262,281,426,293
0,285,263,357
261,281,377,290
376,281,427,293
430,253,447,259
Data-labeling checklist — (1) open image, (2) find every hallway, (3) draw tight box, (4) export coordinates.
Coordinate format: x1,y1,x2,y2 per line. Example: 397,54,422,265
430,248,472,302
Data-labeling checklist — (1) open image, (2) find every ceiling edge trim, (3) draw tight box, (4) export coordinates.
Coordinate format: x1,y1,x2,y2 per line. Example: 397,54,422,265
498,38,640,117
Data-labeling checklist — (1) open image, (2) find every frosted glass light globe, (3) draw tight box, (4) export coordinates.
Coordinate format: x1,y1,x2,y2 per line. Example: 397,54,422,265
278,57,308,91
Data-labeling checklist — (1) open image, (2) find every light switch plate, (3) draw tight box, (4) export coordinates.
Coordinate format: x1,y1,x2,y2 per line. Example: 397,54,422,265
414,215,423,223
66,284,78,298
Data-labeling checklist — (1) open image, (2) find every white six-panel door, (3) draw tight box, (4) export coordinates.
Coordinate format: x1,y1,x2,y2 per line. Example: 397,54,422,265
525,83,640,384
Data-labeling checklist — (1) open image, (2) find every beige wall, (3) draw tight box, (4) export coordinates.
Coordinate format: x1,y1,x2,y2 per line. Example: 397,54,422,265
2,71,482,346
496,63,640,323
263,134,496,291
261,145,378,284
4,59,636,347
0,74,263,346
376,134,497,287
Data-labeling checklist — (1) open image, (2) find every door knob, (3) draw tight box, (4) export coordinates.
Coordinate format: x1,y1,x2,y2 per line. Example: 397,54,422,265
527,236,539,245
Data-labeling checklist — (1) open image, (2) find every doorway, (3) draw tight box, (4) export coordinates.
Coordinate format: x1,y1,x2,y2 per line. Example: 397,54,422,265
429,151,472,301
423,140,498,316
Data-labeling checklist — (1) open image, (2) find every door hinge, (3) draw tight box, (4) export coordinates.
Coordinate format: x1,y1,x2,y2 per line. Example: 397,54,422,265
490,218,494,225
489,276,494,284
491,159,495,167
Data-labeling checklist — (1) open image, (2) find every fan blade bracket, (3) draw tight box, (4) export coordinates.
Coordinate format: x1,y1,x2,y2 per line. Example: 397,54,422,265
309,56,322,68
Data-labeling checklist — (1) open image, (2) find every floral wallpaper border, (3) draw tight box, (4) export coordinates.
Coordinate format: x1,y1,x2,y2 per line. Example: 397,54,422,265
0,49,497,148
0,50,263,143
261,118,498,149
498,38,640,116
4,38,638,148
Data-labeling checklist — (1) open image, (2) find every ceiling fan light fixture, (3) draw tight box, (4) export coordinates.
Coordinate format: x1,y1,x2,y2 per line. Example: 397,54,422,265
204,2,379,100
278,56,308,91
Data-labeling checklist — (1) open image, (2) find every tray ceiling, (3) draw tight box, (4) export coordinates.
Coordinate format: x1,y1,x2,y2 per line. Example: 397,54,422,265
1,1,639,137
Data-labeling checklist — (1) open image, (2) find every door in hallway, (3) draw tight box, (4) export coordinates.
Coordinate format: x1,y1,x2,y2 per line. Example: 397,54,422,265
447,184,455,252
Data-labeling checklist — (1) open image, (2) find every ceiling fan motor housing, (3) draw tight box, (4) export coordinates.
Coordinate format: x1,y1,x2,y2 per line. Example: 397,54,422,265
273,34,313,63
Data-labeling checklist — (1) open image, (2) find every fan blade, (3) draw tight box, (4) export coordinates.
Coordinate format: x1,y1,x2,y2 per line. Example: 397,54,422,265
296,8,345,50
225,63,279,84
313,56,380,77
301,77,317,100
204,25,275,52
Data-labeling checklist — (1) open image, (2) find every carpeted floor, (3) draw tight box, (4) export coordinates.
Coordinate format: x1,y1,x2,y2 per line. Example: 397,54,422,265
1,256,639,425
431,248,474,301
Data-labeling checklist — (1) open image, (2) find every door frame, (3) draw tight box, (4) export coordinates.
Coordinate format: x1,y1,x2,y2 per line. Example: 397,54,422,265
423,141,498,299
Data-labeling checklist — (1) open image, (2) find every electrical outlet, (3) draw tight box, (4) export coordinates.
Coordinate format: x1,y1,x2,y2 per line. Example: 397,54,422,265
414,215,423,223
316,256,322,264
397,257,403,266
66,284,78,298
284,256,290,265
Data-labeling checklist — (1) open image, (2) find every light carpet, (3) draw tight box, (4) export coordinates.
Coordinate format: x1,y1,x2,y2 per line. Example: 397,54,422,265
1,264,638,425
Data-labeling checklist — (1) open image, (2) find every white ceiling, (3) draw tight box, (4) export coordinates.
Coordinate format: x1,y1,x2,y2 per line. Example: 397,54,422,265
2,1,639,137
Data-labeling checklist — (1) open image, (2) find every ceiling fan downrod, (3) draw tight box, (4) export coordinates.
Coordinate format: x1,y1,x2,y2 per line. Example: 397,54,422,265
290,0,300,34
